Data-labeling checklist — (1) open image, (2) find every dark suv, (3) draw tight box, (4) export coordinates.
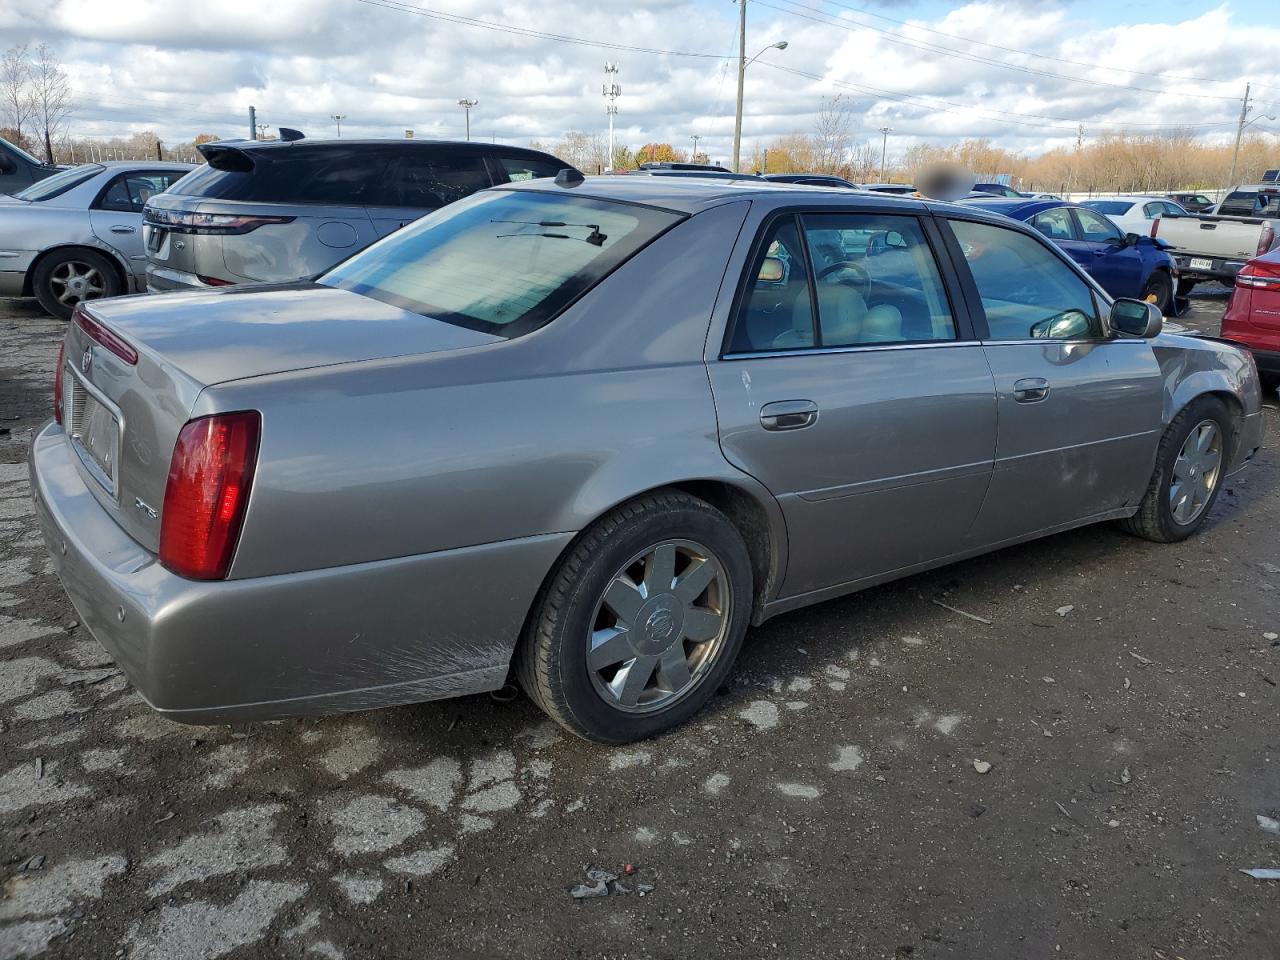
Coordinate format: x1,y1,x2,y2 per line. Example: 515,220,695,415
142,138,575,291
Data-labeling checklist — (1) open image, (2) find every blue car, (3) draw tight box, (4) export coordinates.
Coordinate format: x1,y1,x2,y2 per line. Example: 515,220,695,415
961,198,1180,314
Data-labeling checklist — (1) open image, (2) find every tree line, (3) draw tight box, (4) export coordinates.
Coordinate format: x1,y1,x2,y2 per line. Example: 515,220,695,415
1,43,71,163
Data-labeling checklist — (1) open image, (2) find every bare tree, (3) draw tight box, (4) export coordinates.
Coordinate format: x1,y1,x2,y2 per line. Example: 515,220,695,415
30,42,72,163
812,95,854,176
1,43,35,142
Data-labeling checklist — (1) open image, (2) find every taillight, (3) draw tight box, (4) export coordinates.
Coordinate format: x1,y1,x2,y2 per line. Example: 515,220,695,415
1150,218,1160,239
53,341,64,424
1259,224,1276,258
159,412,261,580
1236,259,1280,289
74,306,138,365
144,208,293,235
197,275,233,287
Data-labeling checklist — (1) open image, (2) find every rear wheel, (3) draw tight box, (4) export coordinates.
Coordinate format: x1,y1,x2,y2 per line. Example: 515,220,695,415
516,491,752,743
32,249,122,320
1142,271,1173,314
1120,396,1232,542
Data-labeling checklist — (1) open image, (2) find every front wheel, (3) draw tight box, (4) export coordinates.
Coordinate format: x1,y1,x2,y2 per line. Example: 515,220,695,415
1120,396,1233,543
1142,271,1173,315
516,491,752,743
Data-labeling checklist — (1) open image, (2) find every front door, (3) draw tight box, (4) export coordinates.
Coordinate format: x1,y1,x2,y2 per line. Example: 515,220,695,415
942,216,1164,544
708,210,997,599
1072,206,1146,300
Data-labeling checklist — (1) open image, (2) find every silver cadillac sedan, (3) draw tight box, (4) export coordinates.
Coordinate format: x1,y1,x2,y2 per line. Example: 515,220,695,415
0,160,193,318
30,175,1264,743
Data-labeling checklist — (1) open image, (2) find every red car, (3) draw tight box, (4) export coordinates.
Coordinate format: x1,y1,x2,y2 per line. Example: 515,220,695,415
1222,246,1280,388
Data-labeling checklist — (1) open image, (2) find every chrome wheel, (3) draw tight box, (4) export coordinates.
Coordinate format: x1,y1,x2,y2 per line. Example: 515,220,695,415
48,260,106,307
587,539,731,714
1169,419,1222,526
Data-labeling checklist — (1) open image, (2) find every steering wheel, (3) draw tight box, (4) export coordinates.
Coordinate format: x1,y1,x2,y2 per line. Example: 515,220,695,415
817,260,870,299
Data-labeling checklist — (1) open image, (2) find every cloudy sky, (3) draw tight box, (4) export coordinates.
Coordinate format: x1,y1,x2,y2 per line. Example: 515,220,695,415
1,0,1278,161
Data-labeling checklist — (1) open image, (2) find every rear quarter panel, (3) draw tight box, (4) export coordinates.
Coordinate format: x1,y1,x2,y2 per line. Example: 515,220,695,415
201,200,786,582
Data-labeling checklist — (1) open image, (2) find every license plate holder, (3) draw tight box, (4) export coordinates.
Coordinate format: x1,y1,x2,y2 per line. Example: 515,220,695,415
65,367,122,498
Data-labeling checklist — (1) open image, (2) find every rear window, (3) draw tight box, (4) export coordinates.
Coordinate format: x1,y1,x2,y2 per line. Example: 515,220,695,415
1079,200,1132,215
1218,191,1259,216
494,155,565,183
13,164,103,201
320,189,682,337
170,146,391,205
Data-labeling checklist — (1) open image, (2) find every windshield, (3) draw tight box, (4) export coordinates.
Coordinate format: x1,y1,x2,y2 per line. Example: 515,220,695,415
321,189,683,337
1,136,43,167
12,164,103,202
1080,200,1133,215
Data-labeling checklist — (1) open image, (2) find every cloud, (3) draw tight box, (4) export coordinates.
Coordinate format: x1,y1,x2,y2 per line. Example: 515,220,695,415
0,0,1275,161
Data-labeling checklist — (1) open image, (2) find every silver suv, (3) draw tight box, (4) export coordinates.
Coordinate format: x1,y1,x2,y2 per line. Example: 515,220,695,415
142,138,575,291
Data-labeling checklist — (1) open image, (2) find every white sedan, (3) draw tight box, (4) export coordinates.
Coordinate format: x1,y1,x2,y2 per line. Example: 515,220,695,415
1079,195,1189,235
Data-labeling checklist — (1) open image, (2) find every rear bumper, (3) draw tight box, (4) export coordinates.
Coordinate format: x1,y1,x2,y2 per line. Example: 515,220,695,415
145,264,217,294
30,422,572,724
1173,254,1248,283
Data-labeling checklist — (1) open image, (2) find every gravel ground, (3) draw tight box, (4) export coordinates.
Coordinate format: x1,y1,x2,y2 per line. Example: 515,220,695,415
1,289,1278,960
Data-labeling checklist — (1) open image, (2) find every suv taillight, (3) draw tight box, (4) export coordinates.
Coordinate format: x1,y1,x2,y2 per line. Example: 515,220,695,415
143,209,294,235
1236,259,1280,289
159,412,261,580
53,342,64,424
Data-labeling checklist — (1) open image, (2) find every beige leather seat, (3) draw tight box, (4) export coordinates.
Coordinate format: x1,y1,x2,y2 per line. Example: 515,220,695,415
773,284,868,349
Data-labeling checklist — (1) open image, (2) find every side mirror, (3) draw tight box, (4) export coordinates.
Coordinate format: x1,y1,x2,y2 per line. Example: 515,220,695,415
757,257,784,282
1110,298,1162,338
1124,232,1141,247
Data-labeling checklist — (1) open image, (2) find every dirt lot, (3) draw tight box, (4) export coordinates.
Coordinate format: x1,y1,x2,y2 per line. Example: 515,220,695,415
1,290,1278,960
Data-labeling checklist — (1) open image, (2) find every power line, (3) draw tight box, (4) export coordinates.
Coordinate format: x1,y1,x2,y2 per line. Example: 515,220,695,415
760,0,1245,103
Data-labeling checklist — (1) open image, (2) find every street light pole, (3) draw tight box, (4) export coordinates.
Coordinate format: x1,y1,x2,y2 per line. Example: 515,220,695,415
731,0,787,173
458,98,478,141
691,134,701,162
331,114,347,138
878,126,894,181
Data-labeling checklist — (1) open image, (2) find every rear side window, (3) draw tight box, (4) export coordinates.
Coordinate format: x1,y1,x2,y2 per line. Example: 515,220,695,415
950,219,1100,341
366,152,491,207
494,155,564,182
95,171,183,213
729,217,815,352
320,190,682,337
169,146,389,205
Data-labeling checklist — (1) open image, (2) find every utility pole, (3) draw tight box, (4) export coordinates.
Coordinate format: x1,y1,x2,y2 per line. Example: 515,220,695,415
603,63,620,171
690,134,700,162
331,114,347,138
732,0,746,172
458,99,478,141
248,105,257,141
762,147,769,173
1227,82,1252,192
878,126,893,181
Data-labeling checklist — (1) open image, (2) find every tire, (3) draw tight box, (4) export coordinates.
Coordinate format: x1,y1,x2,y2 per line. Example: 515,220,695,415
1175,278,1197,298
516,491,753,743
1142,271,1173,315
1120,396,1233,543
32,248,122,320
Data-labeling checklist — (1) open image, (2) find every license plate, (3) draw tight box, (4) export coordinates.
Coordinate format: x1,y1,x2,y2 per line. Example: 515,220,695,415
1189,257,1214,270
66,373,120,494
144,225,169,258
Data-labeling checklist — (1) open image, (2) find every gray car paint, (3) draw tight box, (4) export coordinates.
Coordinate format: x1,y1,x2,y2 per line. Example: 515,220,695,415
30,177,1265,724
0,161,193,298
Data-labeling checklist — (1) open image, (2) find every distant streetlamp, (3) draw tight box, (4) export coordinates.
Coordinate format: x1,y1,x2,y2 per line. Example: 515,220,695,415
691,134,701,162
731,13,788,173
878,126,894,181
458,98,478,141
331,114,347,137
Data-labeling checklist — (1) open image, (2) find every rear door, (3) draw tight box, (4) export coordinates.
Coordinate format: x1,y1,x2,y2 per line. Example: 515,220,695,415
365,147,493,236
89,170,185,280
1072,206,1146,299
708,207,997,598
940,215,1163,542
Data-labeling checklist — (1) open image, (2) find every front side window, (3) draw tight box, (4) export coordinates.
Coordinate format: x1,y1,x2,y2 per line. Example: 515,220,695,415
950,219,1101,341
1030,207,1075,242
1074,207,1124,242
321,189,681,337
12,164,103,202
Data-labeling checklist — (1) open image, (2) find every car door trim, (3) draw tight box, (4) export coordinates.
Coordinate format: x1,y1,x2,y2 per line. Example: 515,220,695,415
795,457,994,502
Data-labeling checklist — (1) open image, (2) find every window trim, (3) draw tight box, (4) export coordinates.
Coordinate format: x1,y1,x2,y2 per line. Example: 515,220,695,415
935,212,1118,344
718,205,978,359
90,169,179,213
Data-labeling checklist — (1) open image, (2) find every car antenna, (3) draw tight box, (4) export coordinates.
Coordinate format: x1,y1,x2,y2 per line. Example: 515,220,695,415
555,168,585,187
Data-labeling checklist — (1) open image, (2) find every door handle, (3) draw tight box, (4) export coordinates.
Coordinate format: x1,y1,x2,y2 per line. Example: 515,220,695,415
760,399,819,431
109,225,136,234
1012,378,1050,403
1198,223,1216,230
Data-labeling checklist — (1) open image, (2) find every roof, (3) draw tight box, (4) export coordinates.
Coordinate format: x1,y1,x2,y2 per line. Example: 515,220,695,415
1088,195,1165,204
499,173,948,216
213,137,558,157
87,160,195,170
960,196,1064,219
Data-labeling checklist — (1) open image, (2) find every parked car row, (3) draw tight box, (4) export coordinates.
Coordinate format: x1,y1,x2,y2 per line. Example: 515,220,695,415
28,171,1264,742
